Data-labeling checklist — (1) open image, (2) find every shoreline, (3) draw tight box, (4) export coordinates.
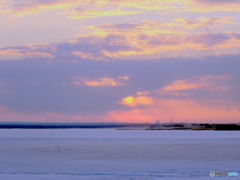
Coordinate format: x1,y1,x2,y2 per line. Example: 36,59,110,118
0,122,239,130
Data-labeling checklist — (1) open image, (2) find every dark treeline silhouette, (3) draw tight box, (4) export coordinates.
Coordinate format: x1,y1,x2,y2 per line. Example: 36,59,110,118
0,122,151,129
0,122,239,130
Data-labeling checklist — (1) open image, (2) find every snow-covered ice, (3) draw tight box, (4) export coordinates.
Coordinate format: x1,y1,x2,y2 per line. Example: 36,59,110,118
0,129,239,179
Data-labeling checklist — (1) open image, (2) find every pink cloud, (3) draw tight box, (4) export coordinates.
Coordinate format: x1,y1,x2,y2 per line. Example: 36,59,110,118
160,75,231,94
73,76,129,87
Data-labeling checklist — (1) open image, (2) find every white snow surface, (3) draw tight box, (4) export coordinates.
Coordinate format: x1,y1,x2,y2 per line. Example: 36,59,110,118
0,129,239,180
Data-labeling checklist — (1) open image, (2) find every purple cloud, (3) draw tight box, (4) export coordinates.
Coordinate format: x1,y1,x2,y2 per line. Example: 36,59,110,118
186,33,230,46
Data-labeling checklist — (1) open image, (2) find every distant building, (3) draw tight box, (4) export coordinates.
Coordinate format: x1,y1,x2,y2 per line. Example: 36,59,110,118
155,119,160,124
170,117,174,123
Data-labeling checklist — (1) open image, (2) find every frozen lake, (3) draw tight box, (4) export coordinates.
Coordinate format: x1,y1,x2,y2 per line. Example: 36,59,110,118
0,129,239,179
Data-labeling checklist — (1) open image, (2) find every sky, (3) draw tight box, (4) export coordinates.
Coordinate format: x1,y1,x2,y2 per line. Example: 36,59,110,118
0,0,240,123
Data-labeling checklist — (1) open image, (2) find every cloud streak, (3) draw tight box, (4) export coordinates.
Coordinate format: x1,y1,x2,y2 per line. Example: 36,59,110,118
1,27,239,60
73,77,128,87
7,0,240,18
